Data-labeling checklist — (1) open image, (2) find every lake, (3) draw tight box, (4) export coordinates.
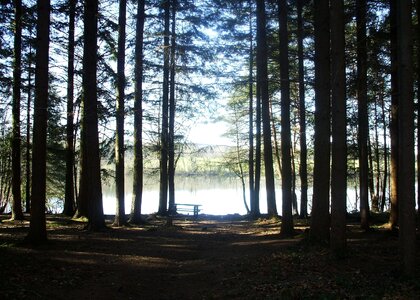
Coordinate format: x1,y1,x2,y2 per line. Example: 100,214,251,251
102,175,365,216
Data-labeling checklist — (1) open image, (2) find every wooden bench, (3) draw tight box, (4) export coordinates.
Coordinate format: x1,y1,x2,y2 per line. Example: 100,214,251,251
174,203,202,218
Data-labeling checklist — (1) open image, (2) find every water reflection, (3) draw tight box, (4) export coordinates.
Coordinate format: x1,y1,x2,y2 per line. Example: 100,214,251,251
102,175,275,215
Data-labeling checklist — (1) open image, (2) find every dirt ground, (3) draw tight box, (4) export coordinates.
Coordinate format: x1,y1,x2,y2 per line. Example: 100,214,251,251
0,214,419,299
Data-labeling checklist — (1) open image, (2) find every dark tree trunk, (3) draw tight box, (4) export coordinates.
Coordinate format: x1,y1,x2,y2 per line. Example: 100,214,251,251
372,100,381,213
158,0,170,216
256,0,277,217
297,0,308,219
25,45,32,214
168,0,177,215
389,0,398,228
130,0,145,224
330,0,347,255
357,0,370,231
416,0,420,216
278,0,293,236
310,0,330,244
11,0,24,221
64,0,76,217
380,87,388,212
254,81,261,218
248,2,256,218
114,0,127,227
79,0,105,231
396,0,416,276
26,0,50,244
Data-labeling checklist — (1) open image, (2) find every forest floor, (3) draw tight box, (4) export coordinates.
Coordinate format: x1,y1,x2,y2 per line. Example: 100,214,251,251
0,213,419,299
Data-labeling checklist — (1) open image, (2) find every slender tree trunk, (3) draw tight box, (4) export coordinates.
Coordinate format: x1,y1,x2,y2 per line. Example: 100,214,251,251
389,0,398,228
64,0,76,217
330,0,347,255
11,0,24,221
271,101,282,175
367,139,376,207
278,0,293,235
372,100,380,212
168,0,177,215
79,0,105,231
248,2,256,218
256,0,277,217
416,0,420,216
291,138,298,216
357,0,370,231
158,0,170,216
396,0,416,276
114,0,127,226
26,0,50,244
25,45,32,214
254,81,261,217
130,0,145,224
235,119,250,214
380,86,388,212
310,0,330,244
297,0,308,219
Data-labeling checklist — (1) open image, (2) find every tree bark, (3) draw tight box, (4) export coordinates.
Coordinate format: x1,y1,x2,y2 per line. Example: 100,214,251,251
26,0,50,244
297,0,308,219
357,0,370,231
416,0,420,217
11,0,24,221
114,0,127,226
256,0,277,217
397,1,416,276
25,43,32,213
389,0,398,228
248,1,256,218
310,0,330,244
130,0,145,224
278,0,293,236
396,0,416,276
158,0,170,216
330,0,347,255
168,0,177,215
64,0,76,217
79,0,105,230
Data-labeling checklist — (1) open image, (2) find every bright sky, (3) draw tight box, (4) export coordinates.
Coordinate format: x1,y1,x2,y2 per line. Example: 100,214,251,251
188,120,233,146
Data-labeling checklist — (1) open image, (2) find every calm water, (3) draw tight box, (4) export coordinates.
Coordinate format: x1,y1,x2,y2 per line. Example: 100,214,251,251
102,175,364,216
103,176,269,215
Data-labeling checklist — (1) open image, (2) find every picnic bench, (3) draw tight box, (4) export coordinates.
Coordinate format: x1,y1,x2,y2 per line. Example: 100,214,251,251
174,203,202,218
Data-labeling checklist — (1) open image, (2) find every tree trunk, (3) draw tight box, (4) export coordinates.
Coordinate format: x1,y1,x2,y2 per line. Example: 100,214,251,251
330,0,347,255
248,2,256,218
417,0,420,216
380,86,388,212
64,0,76,217
256,0,277,217
357,0,370,231
158,0,170,216
25,43,32,214
254,80,261,218
26,0,50,244
278,0,293,236
297,0,308,219
372,99,381,213
130,0,145,224
168,0,177,215
396,0,416,276
114,0,127,227
79,0,105,231
11,0,24,221
310,0,330,244
389,0,398,228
